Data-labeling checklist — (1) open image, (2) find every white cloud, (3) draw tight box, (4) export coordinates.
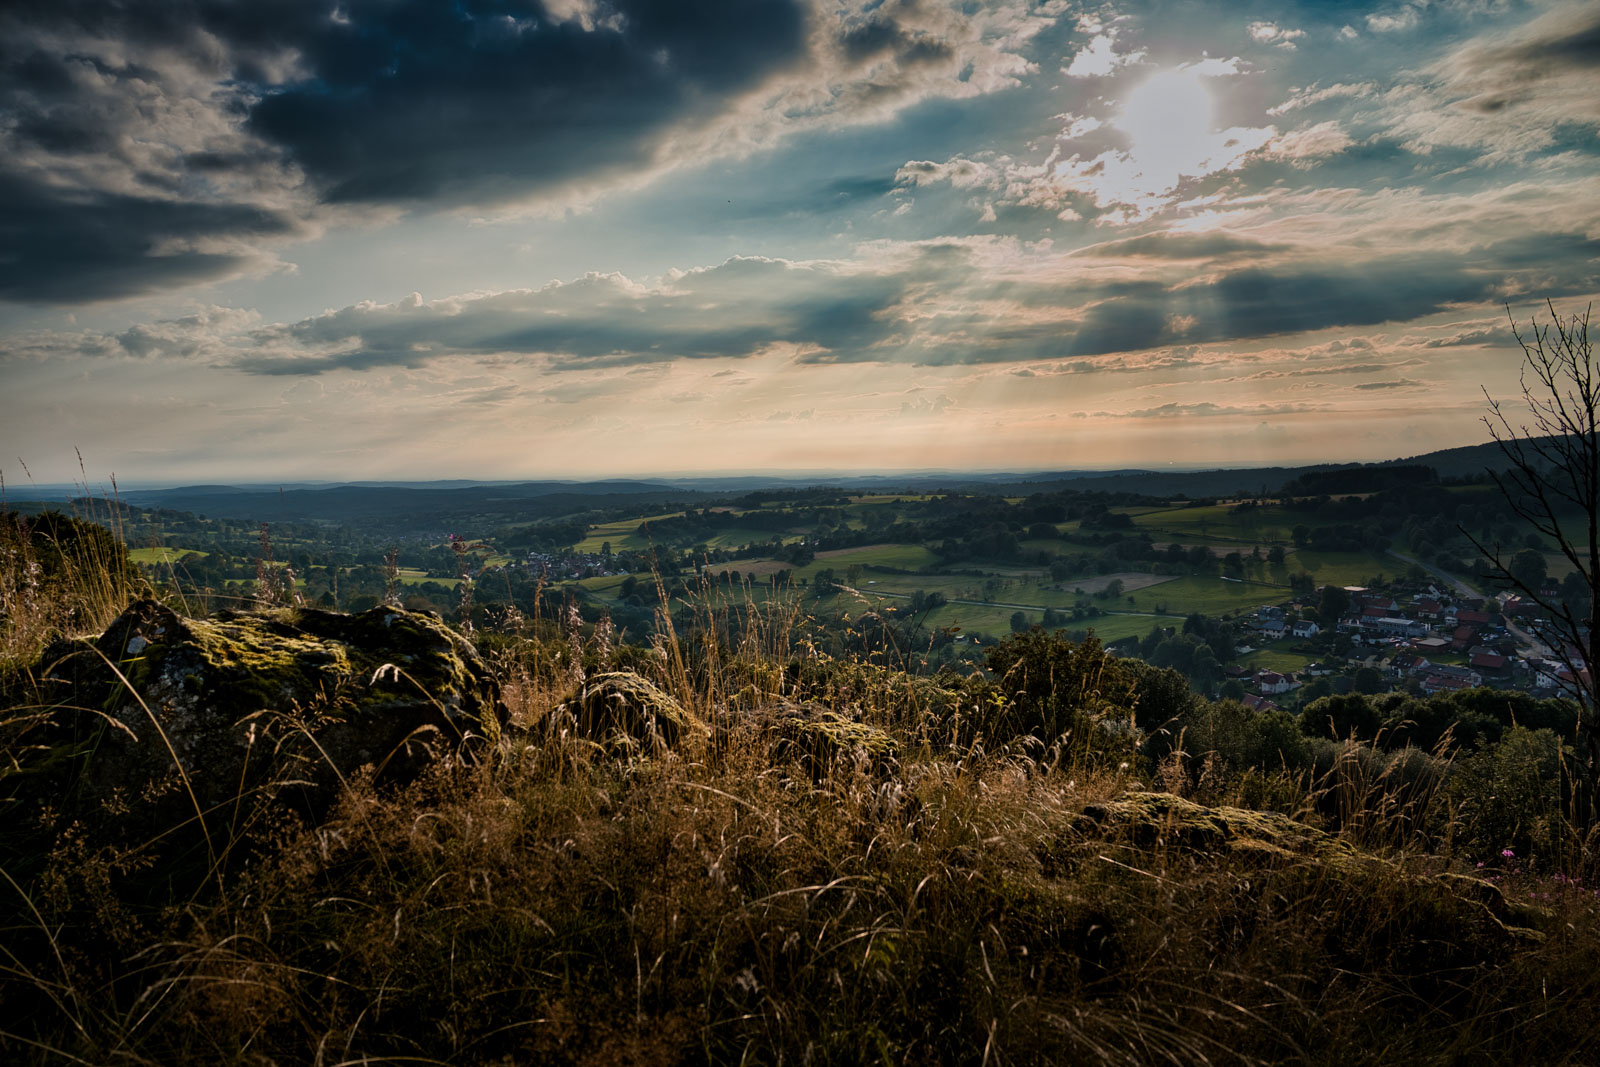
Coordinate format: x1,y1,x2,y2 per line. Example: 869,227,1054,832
1267,82,1378,116
1063,33,1146,77
1367,7,1423,33
1262,121,1356,164
1247,22,1306,49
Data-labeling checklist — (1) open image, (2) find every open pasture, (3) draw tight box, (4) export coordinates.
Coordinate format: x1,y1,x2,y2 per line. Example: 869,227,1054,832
130,546,209,564
1238,646,1317,675
1121,575,1287,618
573,516,662,553
814,542,942,570
1287,549,1393,587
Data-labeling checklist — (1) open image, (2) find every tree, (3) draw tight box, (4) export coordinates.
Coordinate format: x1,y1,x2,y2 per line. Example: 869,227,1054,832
1472,301,1598,821
1353,666,1385,695
1509,547,1548,590
1316,584,1351,627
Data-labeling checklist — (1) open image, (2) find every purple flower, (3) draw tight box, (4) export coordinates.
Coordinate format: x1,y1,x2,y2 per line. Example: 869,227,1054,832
1501,848,1515,859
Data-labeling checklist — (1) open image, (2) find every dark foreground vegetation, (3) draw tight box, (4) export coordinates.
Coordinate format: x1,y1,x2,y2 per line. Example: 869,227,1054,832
3,507,1600,1066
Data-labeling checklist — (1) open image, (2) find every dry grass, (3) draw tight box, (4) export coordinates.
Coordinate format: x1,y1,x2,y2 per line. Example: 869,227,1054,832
4,556,1600,1064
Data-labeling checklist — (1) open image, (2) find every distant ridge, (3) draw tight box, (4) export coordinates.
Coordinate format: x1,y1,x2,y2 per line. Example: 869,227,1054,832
10,438,1520,520
105,480,691,522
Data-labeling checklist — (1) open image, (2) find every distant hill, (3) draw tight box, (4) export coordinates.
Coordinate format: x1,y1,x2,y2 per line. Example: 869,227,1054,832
13,437,1525,522
111,481,701,524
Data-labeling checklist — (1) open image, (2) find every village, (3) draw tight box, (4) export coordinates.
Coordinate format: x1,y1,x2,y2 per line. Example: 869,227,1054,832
1231,582,1586,715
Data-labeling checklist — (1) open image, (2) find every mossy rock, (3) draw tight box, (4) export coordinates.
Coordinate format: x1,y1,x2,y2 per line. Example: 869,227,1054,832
14,599,503,835
567,671,705,750
751,700,899,776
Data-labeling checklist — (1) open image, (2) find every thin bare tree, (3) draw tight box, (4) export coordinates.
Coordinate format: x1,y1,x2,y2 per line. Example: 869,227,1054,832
1469,301,1597,819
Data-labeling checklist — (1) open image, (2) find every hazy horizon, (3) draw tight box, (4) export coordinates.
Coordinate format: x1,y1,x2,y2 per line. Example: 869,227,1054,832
6,437,1507,503
3,1,1597,486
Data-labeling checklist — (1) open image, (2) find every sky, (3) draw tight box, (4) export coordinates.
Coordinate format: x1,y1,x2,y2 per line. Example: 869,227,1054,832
2,0,1598,486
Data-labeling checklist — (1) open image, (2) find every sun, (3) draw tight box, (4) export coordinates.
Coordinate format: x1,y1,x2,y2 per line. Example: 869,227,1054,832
1118,69,1215,170
1054,65,1273,219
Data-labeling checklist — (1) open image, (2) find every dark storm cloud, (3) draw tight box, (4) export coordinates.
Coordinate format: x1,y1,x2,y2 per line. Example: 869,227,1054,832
246,0,808,204
1,0,1047,304
1353,379,1421,390
1071,232,1292,260
232,256,911,375
1461,4,1600,111
0,1,315,301
0,0,833,302
846,252,1526,367
0,173,298,303
24,217,1598,374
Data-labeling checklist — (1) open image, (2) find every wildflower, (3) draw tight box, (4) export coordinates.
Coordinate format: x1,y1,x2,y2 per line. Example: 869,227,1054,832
1502,848,1515,859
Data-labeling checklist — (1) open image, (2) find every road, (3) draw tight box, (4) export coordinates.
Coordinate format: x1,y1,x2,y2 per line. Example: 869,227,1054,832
1387,549,1479,599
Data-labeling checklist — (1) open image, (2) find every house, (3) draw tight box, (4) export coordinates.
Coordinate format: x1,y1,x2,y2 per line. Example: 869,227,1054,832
1420,664,1483,692
1449,625,1478,652
1456,608,1493,627
1252,607,1287,639
1256,670,1298,695
1241,694,1282,713
1291,620,1320,639
1391,653,1426,674
1415,598,1443,620
1470,651,1510,676
1420,672,1474,694
1370,617,1426,638
1501,595,1537,618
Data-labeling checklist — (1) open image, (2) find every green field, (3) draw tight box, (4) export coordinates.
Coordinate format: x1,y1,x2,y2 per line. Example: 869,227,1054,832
1239,647,1317,674
130,546,209,564
819,543,942,571
1121,576,1287,618
397,567,461,588
701,527,804,551
916,606,1167,645
1286,550,1393,587
1127,504,1297,545
573,517,659,553
1125,502,1387,547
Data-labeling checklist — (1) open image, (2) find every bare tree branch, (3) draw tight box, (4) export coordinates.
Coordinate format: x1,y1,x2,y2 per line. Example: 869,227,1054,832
1475,301,1597,821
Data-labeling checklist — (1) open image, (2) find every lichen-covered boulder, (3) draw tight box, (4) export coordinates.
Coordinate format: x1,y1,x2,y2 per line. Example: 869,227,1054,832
567,671,705,750
21,599,503,830
749,700,898,776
